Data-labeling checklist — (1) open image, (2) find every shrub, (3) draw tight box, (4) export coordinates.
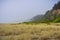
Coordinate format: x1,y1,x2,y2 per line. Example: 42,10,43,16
40,19,50,23
54,18,60,23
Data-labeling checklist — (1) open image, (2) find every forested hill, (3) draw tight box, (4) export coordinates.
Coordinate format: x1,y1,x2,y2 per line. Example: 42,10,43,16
31,1,60,23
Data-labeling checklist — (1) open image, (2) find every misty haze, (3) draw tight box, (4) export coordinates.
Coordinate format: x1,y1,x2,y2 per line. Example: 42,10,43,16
0,0,60,40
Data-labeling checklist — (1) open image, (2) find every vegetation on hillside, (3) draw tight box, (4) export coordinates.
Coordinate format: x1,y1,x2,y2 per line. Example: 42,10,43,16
31,1,60,23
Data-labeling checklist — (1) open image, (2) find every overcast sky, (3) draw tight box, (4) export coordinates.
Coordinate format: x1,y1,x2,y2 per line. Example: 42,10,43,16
0,0,59,23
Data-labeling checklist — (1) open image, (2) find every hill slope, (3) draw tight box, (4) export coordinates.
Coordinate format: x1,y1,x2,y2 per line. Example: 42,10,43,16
31,15,43,22
31,1,60,22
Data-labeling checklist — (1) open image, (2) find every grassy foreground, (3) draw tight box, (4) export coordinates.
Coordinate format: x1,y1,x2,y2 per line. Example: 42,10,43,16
0,23,60,40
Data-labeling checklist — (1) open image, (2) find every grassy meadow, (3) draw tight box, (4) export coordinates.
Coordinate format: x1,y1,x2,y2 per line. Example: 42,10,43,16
0,23,60,40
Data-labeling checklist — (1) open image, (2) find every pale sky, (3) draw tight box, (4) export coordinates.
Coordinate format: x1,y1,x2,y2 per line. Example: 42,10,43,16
0,0,59,23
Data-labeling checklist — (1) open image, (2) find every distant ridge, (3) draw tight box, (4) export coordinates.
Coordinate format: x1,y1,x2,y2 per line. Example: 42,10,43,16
31,15,43,22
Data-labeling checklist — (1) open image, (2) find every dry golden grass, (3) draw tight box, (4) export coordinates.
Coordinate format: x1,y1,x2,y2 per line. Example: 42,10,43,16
0,23,60,40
